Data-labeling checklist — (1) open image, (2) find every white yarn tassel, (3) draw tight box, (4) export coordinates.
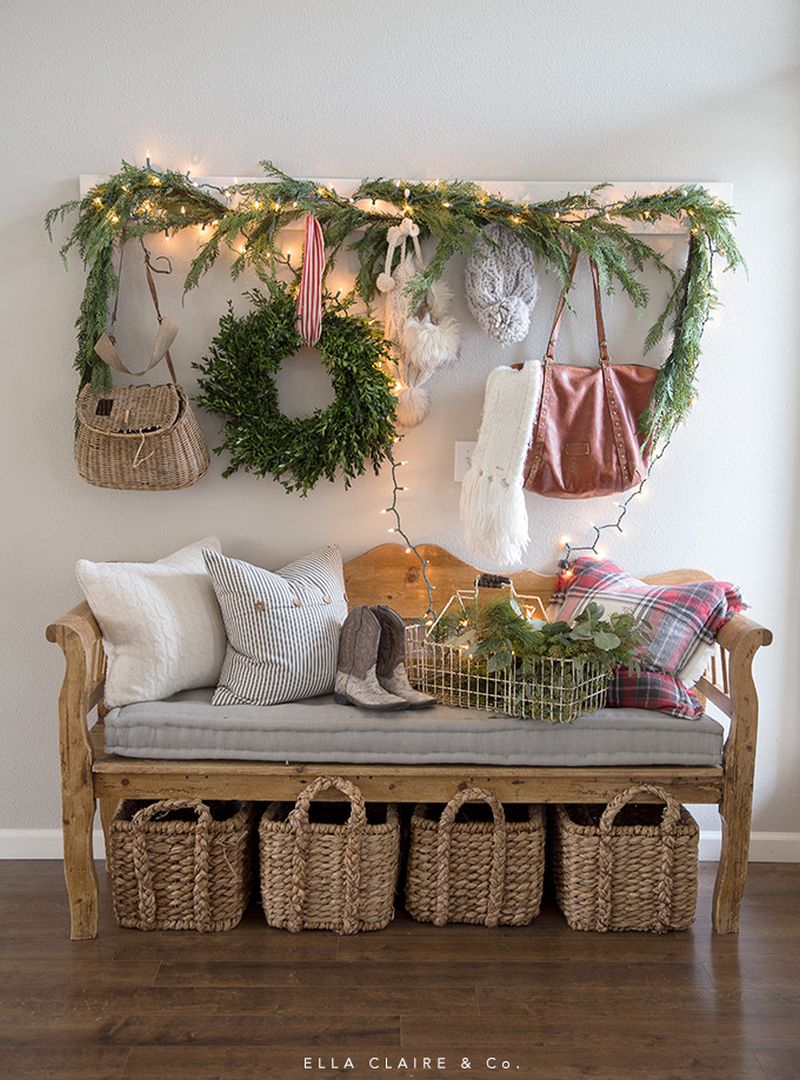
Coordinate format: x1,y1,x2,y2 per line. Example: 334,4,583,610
378,221,461,428
460,361,543,566
396,385,430,428
401,313,460,380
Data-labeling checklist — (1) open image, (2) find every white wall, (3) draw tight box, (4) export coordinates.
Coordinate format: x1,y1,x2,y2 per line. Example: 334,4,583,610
1,0,798,848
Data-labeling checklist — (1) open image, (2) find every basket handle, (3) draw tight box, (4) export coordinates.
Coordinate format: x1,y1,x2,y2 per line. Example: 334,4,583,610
287,776,367,934
435,787,507,928
597,784,681,933
94,239,179,383
130,799,213,933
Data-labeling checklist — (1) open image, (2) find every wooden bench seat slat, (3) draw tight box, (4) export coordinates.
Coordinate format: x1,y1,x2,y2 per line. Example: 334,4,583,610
90,723,723,804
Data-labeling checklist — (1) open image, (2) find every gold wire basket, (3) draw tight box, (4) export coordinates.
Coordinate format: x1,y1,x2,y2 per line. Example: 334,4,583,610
404,576,610,724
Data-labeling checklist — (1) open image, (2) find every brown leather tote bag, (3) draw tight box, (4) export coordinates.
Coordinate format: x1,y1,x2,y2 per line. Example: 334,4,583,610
522,252,658,499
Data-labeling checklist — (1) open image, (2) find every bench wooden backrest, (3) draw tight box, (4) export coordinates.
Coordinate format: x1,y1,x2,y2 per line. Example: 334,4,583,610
344,543,713,618
50,541,764,726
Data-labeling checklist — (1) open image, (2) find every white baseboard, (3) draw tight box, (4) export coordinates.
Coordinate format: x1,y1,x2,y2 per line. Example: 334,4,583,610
1,829,799,862
0,829,107,859
697,831,800,862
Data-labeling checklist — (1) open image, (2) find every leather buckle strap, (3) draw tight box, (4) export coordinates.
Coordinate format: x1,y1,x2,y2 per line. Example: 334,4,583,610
544,249,580,363
602,371,634,484
588,259,610,367
94,239,179,385
587,261,633,482
523,353,553,486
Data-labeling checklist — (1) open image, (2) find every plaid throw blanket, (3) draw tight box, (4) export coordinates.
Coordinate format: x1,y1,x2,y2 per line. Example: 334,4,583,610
608,668,704,720
553,558,745,683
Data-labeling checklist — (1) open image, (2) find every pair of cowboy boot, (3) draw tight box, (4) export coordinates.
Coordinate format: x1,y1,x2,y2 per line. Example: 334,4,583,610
335,605,435,711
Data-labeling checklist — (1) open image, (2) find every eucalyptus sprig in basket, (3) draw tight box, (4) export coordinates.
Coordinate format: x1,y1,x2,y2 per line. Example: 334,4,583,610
406,599,650,725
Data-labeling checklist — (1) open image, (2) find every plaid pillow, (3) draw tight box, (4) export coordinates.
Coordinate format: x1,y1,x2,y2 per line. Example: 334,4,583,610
608,668,704,720
553,558,745,684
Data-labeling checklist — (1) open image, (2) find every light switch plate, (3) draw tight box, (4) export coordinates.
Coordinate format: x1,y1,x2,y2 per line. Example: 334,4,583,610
454,441,477,482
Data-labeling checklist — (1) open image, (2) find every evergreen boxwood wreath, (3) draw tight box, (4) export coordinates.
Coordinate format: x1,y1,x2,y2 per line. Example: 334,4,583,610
194,281,397,495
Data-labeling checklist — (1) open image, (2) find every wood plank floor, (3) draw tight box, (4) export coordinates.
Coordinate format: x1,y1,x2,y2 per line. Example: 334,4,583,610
0,862,798,1080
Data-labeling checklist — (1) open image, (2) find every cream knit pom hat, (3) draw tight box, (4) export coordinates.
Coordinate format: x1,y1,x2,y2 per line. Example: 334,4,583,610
464,224,539,345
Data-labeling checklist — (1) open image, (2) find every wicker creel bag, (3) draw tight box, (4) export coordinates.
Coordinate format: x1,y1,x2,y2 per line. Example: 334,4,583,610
108,798,255,932
550,783,699,933
76,381,209,490
259,775,400,934
75,244,209,490
405,787,545,927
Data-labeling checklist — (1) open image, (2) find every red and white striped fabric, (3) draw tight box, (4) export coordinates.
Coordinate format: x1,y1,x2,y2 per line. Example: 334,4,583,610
295,215,325,347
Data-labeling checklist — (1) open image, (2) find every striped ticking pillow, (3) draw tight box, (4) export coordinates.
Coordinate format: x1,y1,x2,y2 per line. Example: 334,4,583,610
203,546,348,707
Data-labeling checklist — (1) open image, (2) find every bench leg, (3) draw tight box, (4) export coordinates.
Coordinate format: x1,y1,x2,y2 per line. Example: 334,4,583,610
99,797,117,854
712,786,753,934
61,781,99,940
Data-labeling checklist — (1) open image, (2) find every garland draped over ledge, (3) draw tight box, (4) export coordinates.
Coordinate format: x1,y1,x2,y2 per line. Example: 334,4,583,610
46,161,742,444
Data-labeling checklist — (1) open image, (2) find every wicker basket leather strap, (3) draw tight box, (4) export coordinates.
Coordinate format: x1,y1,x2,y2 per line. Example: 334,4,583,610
527,250,634,488
130,799,213,933
597,784,681,933
93,240,179,383
435,787,507,928
287,776,367,934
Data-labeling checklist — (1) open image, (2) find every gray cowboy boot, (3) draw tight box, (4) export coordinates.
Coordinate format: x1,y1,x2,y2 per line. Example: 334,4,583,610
334,606,409,710
371,605,436,709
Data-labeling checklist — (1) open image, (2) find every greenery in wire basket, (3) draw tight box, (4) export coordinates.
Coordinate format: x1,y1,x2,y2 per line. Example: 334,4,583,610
422,600,652,724
444,600,651,676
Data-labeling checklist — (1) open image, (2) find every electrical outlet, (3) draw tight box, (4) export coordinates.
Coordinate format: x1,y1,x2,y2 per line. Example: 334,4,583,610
454,441,476,482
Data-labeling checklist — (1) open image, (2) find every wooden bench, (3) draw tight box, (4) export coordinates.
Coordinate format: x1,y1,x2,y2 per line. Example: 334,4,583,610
47,543,772,939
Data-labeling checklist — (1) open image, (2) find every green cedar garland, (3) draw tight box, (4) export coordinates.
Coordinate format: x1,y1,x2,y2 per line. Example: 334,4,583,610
45,161,224,392
193,281,397,495
47,160,742,442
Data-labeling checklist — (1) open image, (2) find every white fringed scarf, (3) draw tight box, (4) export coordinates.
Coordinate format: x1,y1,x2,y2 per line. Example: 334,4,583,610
460,361,543,566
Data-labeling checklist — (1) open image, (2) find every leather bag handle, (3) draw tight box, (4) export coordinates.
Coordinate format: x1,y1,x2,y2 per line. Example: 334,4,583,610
545,250,609,368
527,250,635,488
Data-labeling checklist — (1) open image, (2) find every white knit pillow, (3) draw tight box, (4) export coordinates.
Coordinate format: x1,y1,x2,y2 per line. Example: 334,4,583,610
204,546,348,707
76,538,226,708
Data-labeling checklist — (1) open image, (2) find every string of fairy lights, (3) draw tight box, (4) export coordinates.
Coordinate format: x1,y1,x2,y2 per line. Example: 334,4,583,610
381,446,436,615
387,436,671,609
556,437,672,582
129,162,694,607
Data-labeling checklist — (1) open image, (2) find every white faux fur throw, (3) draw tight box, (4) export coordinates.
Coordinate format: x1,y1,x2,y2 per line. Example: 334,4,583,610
460,361,543,566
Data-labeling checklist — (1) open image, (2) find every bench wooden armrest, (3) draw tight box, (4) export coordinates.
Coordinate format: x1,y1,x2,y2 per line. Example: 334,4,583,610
715,611,772,654
46,601,106,745
694,611,772,933
46,601,105,940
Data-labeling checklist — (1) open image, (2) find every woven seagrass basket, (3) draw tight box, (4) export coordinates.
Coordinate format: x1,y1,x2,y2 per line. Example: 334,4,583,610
76,384,209,491
259,776,400,934
108,799,255,932
405,787,545,927
550,784,699,933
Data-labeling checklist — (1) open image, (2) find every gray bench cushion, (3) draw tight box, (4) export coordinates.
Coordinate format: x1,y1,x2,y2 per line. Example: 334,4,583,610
104,688,724,766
